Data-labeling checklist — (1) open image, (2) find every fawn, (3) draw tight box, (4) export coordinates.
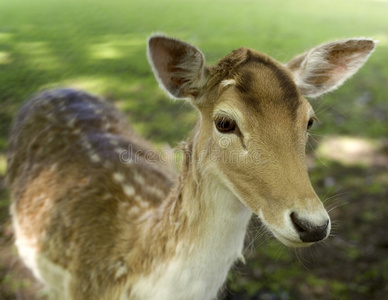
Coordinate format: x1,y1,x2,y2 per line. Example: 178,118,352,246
6,34,375,299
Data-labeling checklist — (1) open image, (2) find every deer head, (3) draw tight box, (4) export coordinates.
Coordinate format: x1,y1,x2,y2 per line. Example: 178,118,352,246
148,35,376,247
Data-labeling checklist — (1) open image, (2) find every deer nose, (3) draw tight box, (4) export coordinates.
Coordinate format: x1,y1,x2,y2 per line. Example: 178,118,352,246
290,212,329,243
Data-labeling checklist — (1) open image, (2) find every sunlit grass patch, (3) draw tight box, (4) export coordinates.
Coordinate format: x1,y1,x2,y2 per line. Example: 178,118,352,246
89,35,145,61
0,32,13,42
0,52,12,65
16,42,64,71
90,43,124,60
43,75,135,100
316,136,386,167
0,155,6,176
44,76,116,96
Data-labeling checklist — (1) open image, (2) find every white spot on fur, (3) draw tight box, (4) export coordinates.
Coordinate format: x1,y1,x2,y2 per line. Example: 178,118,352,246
133,195,150,209
119,202,129,209
119,201,141,215
115,263,128,279
220,79,236,88
128,205,141,215
147,186,165,199
90,153,101,162
134,173,145,185
123,185,135,197
113,172,125,183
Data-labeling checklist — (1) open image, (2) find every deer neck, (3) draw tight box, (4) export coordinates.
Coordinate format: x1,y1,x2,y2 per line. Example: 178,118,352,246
132,140,252,300
165,135,253,258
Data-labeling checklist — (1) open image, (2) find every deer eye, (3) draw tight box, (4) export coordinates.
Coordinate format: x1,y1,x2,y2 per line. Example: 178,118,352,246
215,116,237,133
307,118,314,130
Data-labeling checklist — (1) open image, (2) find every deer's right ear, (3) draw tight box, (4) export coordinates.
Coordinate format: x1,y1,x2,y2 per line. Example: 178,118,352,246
147,35,208,100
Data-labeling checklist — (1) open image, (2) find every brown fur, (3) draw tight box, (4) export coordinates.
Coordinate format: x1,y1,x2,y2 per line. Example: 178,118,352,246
6,35,375,299
7,89,181,297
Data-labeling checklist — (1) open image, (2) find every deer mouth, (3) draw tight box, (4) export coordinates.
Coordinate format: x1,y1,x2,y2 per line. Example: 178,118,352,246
271,228,314,248
258,209,331,248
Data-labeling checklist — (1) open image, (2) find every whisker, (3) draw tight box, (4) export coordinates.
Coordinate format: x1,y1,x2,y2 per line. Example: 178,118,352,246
307,140,330,169
327,201,349,213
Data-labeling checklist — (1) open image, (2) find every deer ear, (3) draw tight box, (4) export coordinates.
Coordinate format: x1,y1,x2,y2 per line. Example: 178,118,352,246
286,39,377,98
147,34,208,100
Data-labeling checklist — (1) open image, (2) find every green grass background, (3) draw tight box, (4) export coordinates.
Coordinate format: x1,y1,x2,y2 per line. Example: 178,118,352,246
1,0,387,148
0,0,388,299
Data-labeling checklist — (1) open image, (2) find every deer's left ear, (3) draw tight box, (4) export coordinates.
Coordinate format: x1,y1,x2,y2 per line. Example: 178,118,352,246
147,34,208,100
285,39,377,98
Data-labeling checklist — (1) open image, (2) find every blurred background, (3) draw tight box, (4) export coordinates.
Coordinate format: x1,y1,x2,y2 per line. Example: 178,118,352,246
0,0,387,299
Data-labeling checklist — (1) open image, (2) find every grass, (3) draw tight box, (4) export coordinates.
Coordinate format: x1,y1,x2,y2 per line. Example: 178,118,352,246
0,0,387,147
0,0,388,299
0,155,6,176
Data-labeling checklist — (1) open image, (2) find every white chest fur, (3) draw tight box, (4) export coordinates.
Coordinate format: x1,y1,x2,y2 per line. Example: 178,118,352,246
128,187,252,300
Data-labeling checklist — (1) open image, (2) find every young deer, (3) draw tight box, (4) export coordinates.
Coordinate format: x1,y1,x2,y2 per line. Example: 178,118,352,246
6,35,375,299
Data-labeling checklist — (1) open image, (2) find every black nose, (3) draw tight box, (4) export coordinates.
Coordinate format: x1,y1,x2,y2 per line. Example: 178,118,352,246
290,213,329,243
